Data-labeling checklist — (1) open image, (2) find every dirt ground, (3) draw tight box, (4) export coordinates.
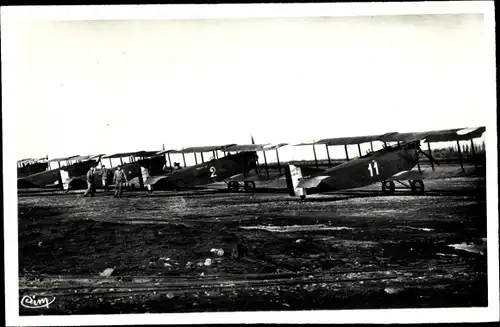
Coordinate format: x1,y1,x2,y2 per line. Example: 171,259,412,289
18,173,488,315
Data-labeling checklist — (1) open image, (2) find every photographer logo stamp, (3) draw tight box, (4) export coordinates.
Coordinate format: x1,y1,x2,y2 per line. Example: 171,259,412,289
20,295,56,309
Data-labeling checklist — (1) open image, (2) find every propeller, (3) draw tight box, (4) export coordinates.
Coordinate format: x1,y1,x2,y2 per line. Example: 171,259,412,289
413,141,440,172
249,134,260,175
418,148,440,166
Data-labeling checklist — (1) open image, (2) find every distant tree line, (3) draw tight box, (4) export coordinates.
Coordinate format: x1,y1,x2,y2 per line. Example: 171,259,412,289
431,140,486,159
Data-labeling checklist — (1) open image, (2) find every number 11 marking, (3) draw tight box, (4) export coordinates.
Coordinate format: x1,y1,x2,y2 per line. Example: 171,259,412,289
368,160,379,177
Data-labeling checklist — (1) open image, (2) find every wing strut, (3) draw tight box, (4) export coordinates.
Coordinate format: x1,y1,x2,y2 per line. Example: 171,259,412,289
344,145,350,161
456,140,465,173
275,148,282,174
167,153,172,169
312,144,319,169
325,144,332,168
414,143,422,173
427,142,435,171
182,153,187,167
470,139,477,169
357,144,362,157
262,150,270,178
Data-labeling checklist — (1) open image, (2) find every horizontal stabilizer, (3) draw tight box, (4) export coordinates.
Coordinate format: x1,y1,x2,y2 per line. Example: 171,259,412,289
144,175,167,186
223,173,246,182
386,170,426,181
297,176,330,189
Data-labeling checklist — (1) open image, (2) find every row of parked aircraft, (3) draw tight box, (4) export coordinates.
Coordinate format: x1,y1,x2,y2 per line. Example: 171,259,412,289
17,126,486,199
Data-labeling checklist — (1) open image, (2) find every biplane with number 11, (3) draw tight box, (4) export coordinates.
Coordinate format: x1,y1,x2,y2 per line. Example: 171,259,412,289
285,126,485,199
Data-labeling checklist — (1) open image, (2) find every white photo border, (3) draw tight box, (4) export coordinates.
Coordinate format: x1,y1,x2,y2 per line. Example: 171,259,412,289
2,1,498,325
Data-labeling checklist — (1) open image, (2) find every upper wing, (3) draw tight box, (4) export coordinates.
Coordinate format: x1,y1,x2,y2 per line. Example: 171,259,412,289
296,175,331,188
292,126,486,148
424,126,486,143
103,151,149,159
47,154,80,163
315,134,387,146
176,144,237,154
224,144,268,152
379,127,486,143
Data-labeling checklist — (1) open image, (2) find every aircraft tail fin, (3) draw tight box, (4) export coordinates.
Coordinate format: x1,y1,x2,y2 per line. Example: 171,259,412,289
284,164,306,197
59,169,70,191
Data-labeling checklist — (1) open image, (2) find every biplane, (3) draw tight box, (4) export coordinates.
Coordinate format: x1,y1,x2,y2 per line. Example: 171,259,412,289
145,145,261,192
285,126,486,199
17,156,49,178
145,137,289,193
17,154,103,189
62,150,166,191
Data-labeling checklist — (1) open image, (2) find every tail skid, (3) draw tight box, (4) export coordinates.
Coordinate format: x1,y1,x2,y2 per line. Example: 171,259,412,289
284,164,307,198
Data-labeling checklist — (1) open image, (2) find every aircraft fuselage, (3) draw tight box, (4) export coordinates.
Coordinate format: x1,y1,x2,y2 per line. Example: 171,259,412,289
301,144,420,195
147,151,258,190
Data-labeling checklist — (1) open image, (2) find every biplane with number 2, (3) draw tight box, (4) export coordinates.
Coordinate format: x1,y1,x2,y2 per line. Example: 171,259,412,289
143,145,260,192
285,126,485,199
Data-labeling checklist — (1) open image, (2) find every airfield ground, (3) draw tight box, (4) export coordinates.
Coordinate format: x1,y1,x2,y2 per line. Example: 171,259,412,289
17,164,488,315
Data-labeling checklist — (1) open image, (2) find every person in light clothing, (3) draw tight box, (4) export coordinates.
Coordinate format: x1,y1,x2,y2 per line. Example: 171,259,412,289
101,165,109,192
113,165,128,198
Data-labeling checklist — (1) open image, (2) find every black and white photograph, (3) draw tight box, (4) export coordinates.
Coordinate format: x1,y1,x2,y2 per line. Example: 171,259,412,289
2,2,498,325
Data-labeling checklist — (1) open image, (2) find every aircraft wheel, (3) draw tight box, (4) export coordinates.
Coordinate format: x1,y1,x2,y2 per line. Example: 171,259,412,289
381,180,395,195
410,180,425,194
228,181,240,192
244,181,256,192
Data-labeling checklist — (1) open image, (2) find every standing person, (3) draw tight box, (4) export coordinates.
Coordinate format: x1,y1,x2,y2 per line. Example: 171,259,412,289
101,165,109,192
113,165,128,198
83,166,96,197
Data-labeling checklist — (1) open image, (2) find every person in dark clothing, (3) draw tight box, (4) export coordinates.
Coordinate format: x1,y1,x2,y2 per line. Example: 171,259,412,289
83,166,96,197
113,165,128,198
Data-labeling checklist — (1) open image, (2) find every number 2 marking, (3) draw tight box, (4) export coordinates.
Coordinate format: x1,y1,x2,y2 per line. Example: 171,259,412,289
210,166,217,178
368,160,379,177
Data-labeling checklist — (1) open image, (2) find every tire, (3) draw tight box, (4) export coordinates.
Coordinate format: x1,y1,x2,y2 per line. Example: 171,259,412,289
244,181,256,192
410,180,425,194
228,181,240,192
381,180,396,195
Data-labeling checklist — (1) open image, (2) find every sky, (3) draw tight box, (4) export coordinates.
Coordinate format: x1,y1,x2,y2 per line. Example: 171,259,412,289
4,12,492,166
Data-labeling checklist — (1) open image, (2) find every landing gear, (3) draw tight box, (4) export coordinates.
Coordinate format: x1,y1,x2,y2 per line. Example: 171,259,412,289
227,180,257,193
381,180,395,195
228,181,240,192
382,179,425,195
244,181,256,192
410,180,425,194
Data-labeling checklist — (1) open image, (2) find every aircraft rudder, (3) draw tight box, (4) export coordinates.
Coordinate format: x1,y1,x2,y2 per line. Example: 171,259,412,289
285,164,306,197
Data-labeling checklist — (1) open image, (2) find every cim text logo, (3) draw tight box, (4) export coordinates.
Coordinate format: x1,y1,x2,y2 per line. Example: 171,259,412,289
20,295,55,309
